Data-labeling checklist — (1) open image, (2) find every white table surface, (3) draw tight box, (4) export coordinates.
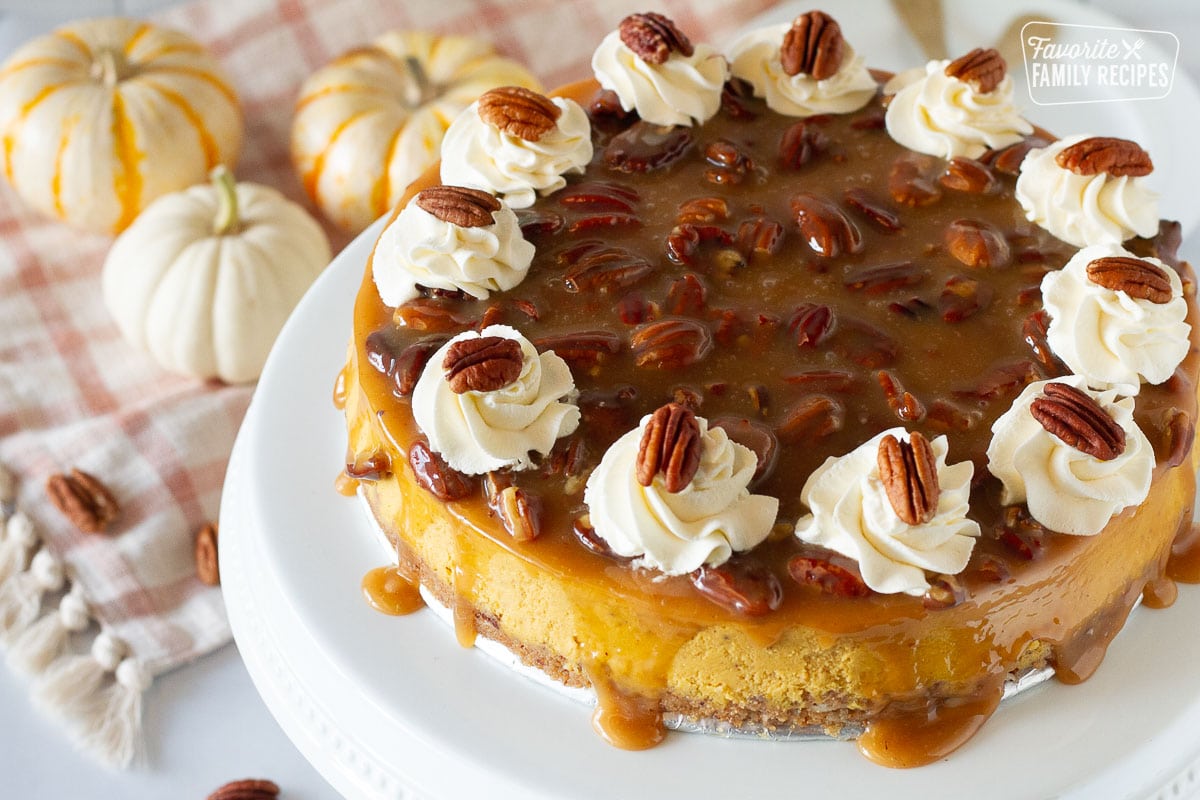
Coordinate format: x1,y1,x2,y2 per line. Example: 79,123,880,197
0,1,1198,798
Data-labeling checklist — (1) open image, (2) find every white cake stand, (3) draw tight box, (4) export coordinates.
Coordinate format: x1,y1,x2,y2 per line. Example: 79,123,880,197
220,215,1200,800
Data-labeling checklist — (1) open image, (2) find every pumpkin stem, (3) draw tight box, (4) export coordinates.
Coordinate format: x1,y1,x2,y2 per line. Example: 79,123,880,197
401,56,434,108
91,49,124,88
211,166,241,236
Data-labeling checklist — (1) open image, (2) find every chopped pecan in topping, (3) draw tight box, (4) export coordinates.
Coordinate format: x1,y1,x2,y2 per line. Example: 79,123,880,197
414,185,501,227
1055,136,1153,177
534,330,622,367
604,121,695,173
944,47,1006,93
631,318,713,369
1086,255,1172,303
493,485,543,541
939,157,999,194
944,218,1011,268
790,192,863,258
788,553,869,597
777,395,844,443
45,468,119,534
876,432,939,525
618,12,693,65
443,336,523,394
409,440,475,500
477,86,562,141
637,402,702,492
691,557,784,616
780,11,845,80
779,120,829,169
1030,382,1126,461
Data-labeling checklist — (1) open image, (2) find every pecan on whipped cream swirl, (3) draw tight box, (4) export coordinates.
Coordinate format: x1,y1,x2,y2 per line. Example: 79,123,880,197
986,377,1153,536
440,88,593,209
1042,244,1190,394
583,410,778,575
1015,135,1159,248
793,428,978,596
726,20,877,117
372,187,533,307
883,57,1031,159
591,13,728,127
412,325,580,475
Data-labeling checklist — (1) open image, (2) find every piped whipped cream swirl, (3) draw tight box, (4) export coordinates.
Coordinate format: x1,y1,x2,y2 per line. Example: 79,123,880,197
591,30,728,127
412,325,580,475
726,25,876,116
372,197,533,307
884,60,1032,159
1042,244,1190,393
794,428,978,596
584,415,778,575
986,377,1153,536
439,96,593,209
1015,135,1159,248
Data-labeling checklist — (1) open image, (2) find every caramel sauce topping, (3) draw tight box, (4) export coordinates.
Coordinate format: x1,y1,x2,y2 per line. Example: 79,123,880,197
361,564,425,616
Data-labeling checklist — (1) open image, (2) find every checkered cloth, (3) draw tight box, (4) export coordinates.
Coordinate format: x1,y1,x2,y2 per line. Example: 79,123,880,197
0,0,777,766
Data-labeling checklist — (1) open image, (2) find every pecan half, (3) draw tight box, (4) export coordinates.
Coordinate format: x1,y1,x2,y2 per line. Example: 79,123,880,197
618,12,693,64
1030,382,1126,460
637,402,702,492
876,432,939,525
790,192,862,258
206,779,280,800
477,85,562,142
630,318,713,369
534,330,622,367
944,218,1011,268
691,557,783,616
442,336,523,393
408,440,476,500
1086,255,1172,303
493,485,542,542
1055,136,1153,177
195,522,220,586
45,468,119,534
414,185,501,228
780,11,845,80
944,47,1006,93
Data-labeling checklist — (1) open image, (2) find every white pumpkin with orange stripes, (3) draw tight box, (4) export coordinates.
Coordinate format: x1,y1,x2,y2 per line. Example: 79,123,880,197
0,17,243,234
102,167,329,384
290,30,540,234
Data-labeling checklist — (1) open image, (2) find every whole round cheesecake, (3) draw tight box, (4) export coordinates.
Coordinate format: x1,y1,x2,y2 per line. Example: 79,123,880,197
338,11,1200,767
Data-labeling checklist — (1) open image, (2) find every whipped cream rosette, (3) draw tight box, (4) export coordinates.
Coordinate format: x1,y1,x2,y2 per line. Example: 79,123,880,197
727,11,877,117
372,185,534,307
986,377,1153,536
884,48,1031,159
412,325,580,475
439,86,593,209
1015,135,1159,248
793,428,978,596
591,12,728,127
1042,244,1190,393
584,404,778,576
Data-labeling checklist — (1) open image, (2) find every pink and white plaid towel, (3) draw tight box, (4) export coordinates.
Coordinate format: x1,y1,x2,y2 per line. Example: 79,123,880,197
0,0,777,768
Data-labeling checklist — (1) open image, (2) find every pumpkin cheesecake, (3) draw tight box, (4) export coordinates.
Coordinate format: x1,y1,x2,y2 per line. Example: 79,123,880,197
338,11,1200,767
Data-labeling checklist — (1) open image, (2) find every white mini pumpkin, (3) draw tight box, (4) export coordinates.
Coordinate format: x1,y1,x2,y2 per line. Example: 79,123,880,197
291,30,540,234
102,167,330,384
0,17,243,234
